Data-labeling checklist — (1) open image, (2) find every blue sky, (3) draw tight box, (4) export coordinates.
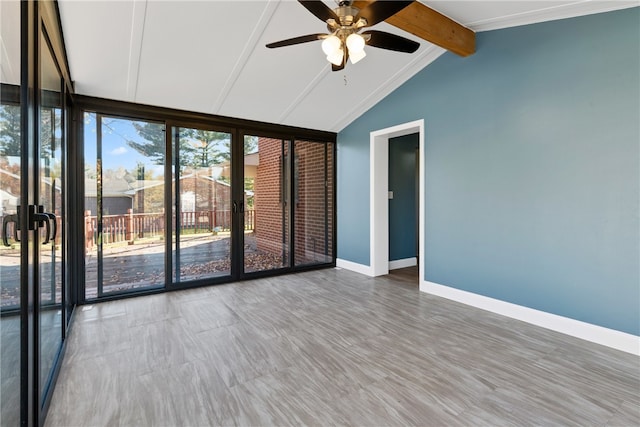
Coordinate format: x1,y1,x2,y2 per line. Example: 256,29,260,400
84,113,233,177
84,113,165,176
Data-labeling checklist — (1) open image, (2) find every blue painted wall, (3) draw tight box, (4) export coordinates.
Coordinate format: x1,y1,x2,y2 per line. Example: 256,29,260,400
389,134,418,261
337,8,640,335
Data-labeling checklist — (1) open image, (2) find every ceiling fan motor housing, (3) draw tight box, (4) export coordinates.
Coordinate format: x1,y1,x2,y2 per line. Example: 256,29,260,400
332,5,362,28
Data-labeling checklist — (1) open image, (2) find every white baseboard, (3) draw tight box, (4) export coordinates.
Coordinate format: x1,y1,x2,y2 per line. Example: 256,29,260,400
389,257,417,270
421,280,640,356
336,258,374,276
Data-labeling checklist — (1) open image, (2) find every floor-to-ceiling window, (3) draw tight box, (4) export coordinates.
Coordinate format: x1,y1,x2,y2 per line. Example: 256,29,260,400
38,27,66,411
0,2,22,422
84,114,167,298
172,125,233,283
293,139,334,267
0,2,74,425
242,135,290,274
78,99,336,301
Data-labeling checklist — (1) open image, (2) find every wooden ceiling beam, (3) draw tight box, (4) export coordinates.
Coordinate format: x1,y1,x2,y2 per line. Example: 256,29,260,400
352,0,475,57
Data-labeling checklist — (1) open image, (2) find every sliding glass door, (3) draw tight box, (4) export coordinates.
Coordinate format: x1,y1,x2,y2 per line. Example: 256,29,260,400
239,135,335,274
172,125,232,283
84,114,166,298
38,29,66,406
0,1,22,421
242,135,290,274
0,96,21,427
293,140,334,267
1,9,72,423
80,106,335,300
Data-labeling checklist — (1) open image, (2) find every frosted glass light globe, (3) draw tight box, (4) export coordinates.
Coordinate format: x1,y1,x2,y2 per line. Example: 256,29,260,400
346,33,365,53
349,49,366,64
322,35,341,56
327,48,344,66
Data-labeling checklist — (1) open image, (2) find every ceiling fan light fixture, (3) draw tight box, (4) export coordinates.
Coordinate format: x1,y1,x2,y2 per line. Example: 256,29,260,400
327,48,344,66
346,33,365,54
321,35,341,56
266,1,423,72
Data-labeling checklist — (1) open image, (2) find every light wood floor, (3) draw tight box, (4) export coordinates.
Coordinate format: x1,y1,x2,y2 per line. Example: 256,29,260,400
46,268,639,426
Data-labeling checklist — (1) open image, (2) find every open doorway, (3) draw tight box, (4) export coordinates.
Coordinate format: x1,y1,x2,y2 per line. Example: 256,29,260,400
388,133,419,285
369,119,424,284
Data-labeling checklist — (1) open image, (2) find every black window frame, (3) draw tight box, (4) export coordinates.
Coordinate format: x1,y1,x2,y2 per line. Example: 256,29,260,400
73,95,337,304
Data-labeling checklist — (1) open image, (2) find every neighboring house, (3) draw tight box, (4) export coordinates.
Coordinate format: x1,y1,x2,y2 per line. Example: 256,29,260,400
1,166,62,243
84,176,163,216
178,170,232,214
84,170,237,230
1,165,62,213
0,189,18,216
0,167,20,217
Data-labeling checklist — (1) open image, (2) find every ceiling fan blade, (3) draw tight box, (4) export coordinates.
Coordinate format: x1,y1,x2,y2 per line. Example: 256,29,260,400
353,0,475,56
298,1,340,23
266,33,325,49
362,30,419,53
355,1,414,27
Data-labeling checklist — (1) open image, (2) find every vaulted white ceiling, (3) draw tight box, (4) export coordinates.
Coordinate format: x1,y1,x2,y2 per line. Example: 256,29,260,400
56,0,637,132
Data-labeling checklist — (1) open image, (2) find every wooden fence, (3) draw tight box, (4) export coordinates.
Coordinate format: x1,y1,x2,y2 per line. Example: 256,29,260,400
85,209,255,249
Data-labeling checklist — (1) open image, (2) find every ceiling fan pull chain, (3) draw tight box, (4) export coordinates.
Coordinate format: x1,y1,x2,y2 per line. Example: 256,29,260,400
344,74,348,86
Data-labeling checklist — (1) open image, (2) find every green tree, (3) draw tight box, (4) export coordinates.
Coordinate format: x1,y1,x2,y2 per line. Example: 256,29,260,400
126,122,228,168
39,107,60,159
0,104,21,157
244,135,258,155
1,105,60,158
127,121,166,165
128,122,259,170
179,128,230,167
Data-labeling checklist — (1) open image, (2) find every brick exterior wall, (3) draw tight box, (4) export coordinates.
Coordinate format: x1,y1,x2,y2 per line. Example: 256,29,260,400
254,138,288,259
294,141,333,265
253,137,333,265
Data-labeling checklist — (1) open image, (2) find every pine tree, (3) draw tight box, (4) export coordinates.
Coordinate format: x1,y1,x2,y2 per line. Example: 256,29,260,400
0,104,21,157
126,122,259,170
127,121,166,165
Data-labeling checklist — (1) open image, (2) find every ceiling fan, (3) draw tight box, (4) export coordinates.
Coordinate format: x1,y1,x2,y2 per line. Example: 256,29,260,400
266,1,419,71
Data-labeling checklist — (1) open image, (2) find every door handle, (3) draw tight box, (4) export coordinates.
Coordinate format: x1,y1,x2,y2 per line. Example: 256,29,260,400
2,214,19,247
2,206,58,247
33,212,51,245
44,213,57,242
232,201,244,214
33,206,56,245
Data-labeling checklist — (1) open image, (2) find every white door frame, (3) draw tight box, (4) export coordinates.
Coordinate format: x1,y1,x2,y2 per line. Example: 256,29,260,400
370,119,425,282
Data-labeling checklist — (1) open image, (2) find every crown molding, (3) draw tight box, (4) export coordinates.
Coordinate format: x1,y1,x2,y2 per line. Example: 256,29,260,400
468,1,640,32
333,1,639,132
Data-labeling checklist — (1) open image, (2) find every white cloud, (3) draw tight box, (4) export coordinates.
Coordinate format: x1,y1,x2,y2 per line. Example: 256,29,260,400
110,146,128,155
